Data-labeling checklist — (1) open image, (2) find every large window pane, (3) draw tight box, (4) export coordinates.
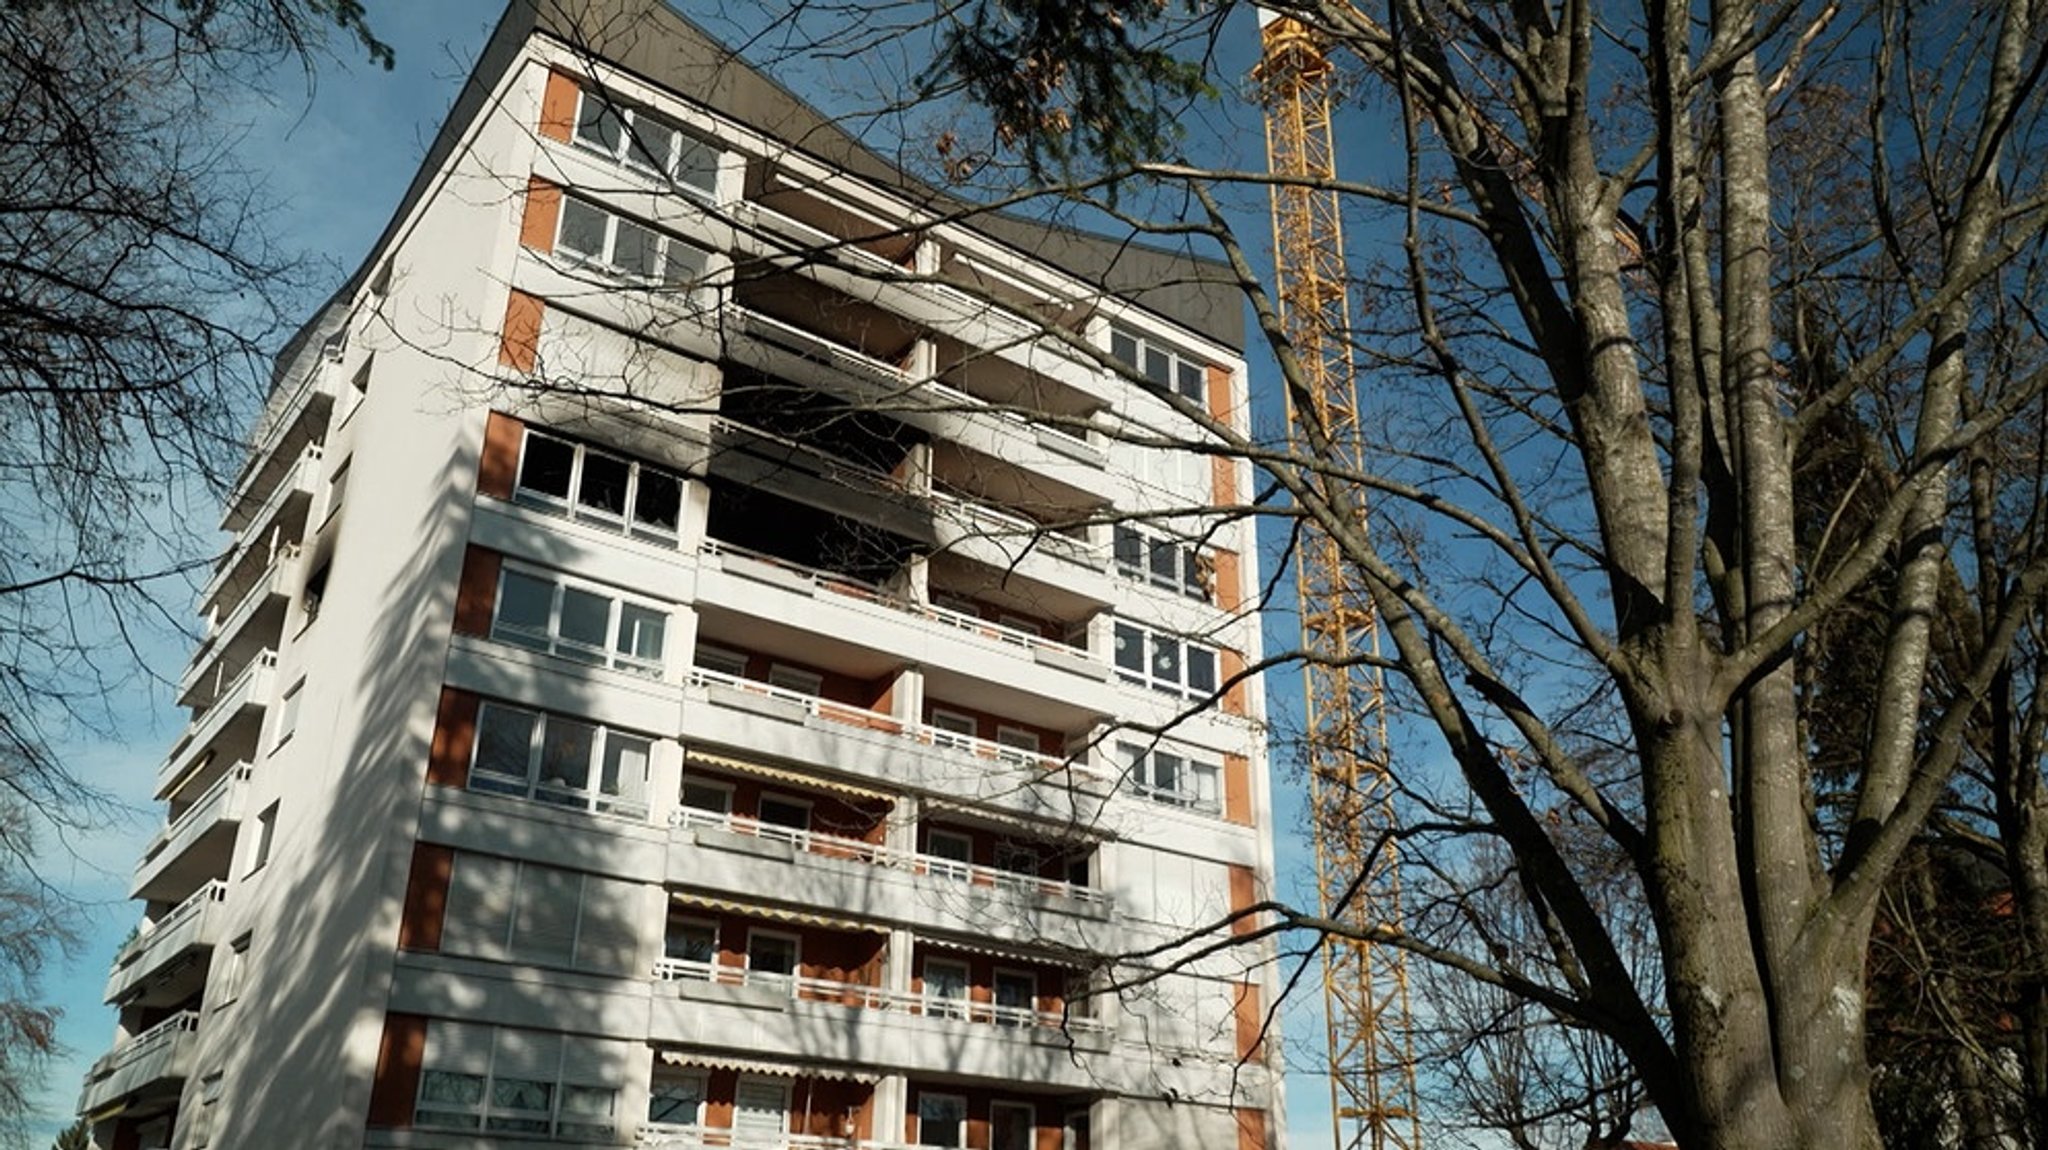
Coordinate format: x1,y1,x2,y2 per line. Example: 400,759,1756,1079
674,136,718,193
577,451,630,518
556,587,612,660
663,239,708,286
1187,648,1218,695
626,116,675,173
473,705,536,793
484,1076,553,1133
1110,329,1139,369
558,198,609,261
538,720,596,800
600,734,650,808
574,97,624,155
558,1085,617,1139
1150,634,1182,683
633,470,681,536
919,1094,967,1148
613,218,661,280
648,1076,707,1124
1114,526,1143,572
495,571,555,648
1113,623,1145,676
516,434,574,501
616,603,666,667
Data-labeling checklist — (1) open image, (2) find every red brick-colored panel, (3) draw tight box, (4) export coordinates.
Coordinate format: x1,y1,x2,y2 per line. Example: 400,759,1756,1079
1212,455,1239,509
366,1013,427,1127
452,547,502,638
477,411,525,500
1207,363,1234,422
1228,864,1259,935
1211,548,1242,612
1236,1107,1270,1150
499,290,544,373
397,844,454,952
1220,647,1249,716
426,688,479,788
1233,981,1265,1061
521,176,562,253
539,69,580,142
1223,753,1253,825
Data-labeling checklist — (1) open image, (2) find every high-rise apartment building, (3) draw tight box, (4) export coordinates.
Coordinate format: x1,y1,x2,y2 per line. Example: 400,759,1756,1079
80,2,1279,1147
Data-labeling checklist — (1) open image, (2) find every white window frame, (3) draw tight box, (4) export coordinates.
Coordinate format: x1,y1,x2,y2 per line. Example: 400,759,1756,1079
512,428,684,544
1112,620,1219,699
678,775,735,816
917,1091,971,1148
766,664,824,697
926,829,974,881
664,916,720,965
733,1076,793,1139
922,959,973,1021
469,700,653,817
992,969,1039,1028
1108,324,1206,402
756,792,812,832
554,194,708,287
991,1100,1037,1150
692,643,749,678
570,88,720,197
994,725,1042,764
647,1067,709,1128
929,708,978,752
1113,523,1208,600
744,928,802,985
490,564,668,677
1117,741,1223,815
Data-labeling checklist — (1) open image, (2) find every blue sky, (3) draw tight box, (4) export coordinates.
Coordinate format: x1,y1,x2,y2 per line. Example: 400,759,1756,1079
29,2,1360,1143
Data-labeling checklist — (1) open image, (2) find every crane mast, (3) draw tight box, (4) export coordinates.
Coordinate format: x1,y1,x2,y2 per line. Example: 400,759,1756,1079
1254,13,1421,1150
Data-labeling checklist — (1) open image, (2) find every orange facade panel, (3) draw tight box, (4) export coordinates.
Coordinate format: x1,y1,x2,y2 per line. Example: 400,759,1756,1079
1233,981,1265,1062
397,844,454,953
1224,753,1253,826
1228,863,1259,935
477,411,525,500
520,175,561,253
499,290,544,373
366,1013,428,1127
539,68,580,143
1212,455,1239,509
426,688,479,787
1206,363,1235,422
452,546,502,638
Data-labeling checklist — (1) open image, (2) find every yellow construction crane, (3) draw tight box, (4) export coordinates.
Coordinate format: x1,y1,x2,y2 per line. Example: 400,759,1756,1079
1253,11,1422,1150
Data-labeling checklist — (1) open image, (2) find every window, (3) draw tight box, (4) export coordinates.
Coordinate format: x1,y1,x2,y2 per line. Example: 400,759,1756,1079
491,566,667,676
1114,524,1208,600
1117,742,1222,814
272,679,305,750
923,960,971,1020
189,1073,225,1148
343,356,371,422
513,429,683,542
993,971,1038,1028
214,934,251,1007
555,195,708,286
733,1078,791,1140
470,701,651,816
441,854,639,975
757,794,810,831
302,560,331,622
926,830,973,880
995,726,1042,764
325,457,351,523
918,1093,969,1147
1109,325,1206,402
665,918,717,964
992,1101,1036,1150
766,664,824,697
248,803,278,874
692,644,748,678
414,1021,619,1139
678,777,733,816
930,709,977,750
572,90,719,196
993,842,1039,877
1112,621,1218,698
746,930,799,983
647,1070,707,1126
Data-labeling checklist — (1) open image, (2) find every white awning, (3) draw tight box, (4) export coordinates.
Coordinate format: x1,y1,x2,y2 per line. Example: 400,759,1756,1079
668,890,876,934
656,1049,879,1083
684,748,894,804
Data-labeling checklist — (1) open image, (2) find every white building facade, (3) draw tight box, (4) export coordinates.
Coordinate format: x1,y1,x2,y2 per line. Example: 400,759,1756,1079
81,2,1281,1148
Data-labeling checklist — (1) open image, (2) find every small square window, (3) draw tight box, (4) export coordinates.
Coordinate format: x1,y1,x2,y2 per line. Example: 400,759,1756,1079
248,802,279,874
558,199,609,261
273,679,305,751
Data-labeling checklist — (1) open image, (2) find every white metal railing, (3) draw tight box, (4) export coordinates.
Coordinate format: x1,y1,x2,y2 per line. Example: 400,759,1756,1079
201,543,298,645
202,443,323,608
703,538,1095,668
707,419,909,497
116,881,227,966
686,665,1115,786
140,766,251,863
650,958,1106,1033
99,1011,198,1075
671,808,1109,907
225,351,337,525
926,487,1100,568
639,1125,870,1150
188,651,276,722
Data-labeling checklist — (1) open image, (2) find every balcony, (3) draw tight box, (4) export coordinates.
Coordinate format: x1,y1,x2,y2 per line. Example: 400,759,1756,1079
652,957,1105,1039
200,443,322,617
640,1129,878,1150
178,547,296,708
155,653,274,797
672,808,1109,911
221,356,337,533
76,1011,199,1115
105,882,226,1006
132,765,249,902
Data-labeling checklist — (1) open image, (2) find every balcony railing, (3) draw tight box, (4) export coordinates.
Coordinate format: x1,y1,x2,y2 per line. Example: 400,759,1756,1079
136,757,249,870
921,377,1096,456
701,539,1093,669
926,486,1099,568
187,651,276,725
201,442,322,609
728,303,911,386
673,808,1109,908
640,1125,874,1150
92,1011,199,1079
686,666,1115,787
650,957,1106,1033
113,881,226,968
